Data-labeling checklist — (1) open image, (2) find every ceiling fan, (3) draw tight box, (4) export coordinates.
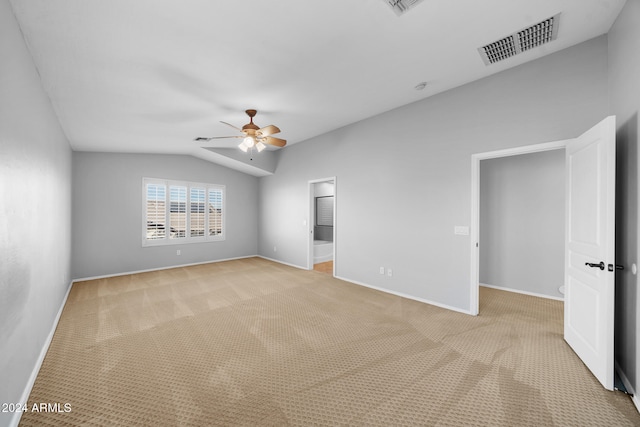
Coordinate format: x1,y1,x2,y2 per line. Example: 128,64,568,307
194,109,286,153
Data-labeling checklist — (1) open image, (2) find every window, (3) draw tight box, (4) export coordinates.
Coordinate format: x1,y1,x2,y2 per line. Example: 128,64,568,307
143,178,225,246
208,188,223,236
315,196,334,227
190,187,206,237
169,185,187,239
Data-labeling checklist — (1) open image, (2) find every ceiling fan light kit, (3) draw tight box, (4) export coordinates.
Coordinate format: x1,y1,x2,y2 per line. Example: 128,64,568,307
195,109,286,155
242,136,255,148
238,136,266,152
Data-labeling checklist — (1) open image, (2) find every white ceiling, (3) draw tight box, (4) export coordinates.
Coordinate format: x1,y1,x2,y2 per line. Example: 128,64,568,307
10,0,626,174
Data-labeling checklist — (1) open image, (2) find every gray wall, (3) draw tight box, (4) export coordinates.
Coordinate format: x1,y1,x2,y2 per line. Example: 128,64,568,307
2,3,637,421
259,36,609,312
608,0,640,399
0,0,73,425
479,150,565,298
72,153,259,279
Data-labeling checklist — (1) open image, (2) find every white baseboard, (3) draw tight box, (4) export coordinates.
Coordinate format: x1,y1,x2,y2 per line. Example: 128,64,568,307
9,280,74,427
72,255,258,283
257,258,471,315
480,283,564,302
615,361,635,395
335,275,474,315
615,360,639,413
258,256,472,315
257,255,308,270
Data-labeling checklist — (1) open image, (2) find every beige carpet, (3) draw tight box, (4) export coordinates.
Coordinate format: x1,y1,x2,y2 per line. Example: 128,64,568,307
20,257,639,426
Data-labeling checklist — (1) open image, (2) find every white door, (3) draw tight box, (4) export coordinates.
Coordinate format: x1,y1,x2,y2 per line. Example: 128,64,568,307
564,115,616,390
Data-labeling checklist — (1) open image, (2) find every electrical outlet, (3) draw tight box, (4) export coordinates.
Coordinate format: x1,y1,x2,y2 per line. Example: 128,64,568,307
387,269,393,277
176,250,181,256
379,267,385,275
274,246,277,252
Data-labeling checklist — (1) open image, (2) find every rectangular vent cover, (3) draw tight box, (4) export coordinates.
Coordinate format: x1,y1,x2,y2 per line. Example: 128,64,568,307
384,0,425,16
479,14,560,65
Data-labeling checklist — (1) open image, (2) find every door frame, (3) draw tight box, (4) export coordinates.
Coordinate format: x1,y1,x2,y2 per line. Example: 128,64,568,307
469,140,568,315
307,176,337,275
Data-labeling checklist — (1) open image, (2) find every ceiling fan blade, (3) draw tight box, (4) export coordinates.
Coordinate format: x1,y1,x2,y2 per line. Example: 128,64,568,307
220,121,243,132
257,124,280,137
262,136,287,147
194,136,243,142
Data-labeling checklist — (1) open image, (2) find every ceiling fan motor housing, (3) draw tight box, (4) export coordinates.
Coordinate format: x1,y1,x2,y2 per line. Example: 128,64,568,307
242,109,259,133
242,124,259,133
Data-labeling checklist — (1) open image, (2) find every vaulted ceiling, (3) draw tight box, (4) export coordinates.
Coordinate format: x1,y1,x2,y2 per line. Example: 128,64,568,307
10,0,626,175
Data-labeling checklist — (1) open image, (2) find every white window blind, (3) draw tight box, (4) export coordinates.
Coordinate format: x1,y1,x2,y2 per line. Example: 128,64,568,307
169,185,187,239
143,178,225,246
146,184,166,239
190,187,206,238
316,196,334,227
208,188,223,236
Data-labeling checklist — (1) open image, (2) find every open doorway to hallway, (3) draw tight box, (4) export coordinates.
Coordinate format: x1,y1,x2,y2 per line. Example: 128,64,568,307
308,177,336,275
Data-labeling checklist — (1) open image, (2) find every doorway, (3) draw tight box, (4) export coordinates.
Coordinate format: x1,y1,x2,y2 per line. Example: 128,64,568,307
471,117,618,392
479,149,566,301
470,140,568,315
308,177,336,275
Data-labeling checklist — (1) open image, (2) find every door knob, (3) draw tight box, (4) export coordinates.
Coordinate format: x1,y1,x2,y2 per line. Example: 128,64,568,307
585,261,605,270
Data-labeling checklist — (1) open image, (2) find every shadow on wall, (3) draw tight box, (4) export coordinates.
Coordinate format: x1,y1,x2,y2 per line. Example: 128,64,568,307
614,112,638,384
0,255,30,344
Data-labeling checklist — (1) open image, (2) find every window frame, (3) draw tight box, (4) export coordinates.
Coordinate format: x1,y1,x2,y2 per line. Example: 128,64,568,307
142,177,225,247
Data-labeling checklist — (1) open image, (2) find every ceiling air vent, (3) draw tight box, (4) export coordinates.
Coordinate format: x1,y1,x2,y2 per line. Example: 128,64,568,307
383,0,425,16
479,14,560,65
